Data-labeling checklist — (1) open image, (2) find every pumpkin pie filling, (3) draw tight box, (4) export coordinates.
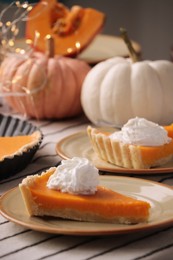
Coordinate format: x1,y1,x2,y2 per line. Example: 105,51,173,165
140,141,173,165
0,131,42,161
19,159,151,224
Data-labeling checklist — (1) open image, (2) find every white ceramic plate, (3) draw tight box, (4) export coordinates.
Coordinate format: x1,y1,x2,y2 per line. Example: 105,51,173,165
1,176,173,235
56,131,173,174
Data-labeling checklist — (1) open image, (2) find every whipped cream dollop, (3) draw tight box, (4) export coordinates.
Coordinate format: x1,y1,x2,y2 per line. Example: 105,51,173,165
109,117,171,146
47,157,99,195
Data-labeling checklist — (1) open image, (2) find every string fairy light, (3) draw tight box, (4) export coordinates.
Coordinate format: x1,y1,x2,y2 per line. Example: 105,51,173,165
0,1,48,99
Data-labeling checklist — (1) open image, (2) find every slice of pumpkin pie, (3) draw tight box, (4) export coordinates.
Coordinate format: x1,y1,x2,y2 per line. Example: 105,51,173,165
87,117,173,169
19,157,150,224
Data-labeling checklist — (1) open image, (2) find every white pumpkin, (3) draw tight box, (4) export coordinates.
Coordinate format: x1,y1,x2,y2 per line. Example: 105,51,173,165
81,56,173,127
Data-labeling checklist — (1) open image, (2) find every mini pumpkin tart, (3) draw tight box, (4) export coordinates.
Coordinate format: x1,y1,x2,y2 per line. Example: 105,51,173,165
87,118,173,169
19,157,151,224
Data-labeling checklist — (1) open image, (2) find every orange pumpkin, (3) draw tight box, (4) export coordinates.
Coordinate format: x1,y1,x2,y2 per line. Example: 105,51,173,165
26,0,105,57
0,46,91,119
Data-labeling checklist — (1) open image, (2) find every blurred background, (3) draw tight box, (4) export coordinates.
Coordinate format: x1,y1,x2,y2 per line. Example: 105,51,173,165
0,0,173,60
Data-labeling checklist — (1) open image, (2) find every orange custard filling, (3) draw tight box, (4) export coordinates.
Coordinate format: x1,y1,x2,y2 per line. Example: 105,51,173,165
140,139,173,165
164,124,173,138
0,132,40,161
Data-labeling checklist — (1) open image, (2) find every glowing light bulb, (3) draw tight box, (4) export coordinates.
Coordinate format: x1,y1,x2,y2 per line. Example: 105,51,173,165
8,39,14,47
26,39,32,45
75,41,81,50
67,48,73,54
6,21,11,27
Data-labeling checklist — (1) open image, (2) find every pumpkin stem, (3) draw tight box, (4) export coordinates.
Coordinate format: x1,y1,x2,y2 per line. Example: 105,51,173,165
45,35,55,58
120,28,140,62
